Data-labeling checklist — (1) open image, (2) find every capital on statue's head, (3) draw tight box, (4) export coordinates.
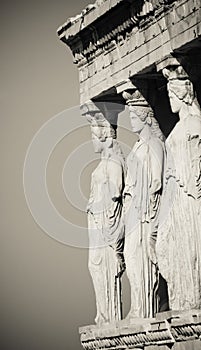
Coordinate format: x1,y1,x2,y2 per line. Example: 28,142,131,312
122,87,149,107
80,100,100,117
162,65,189,81
81,100,117,140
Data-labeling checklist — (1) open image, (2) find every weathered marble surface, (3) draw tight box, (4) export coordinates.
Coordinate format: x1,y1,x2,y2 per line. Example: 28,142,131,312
58,1,201,349
79,310,201,350
84,102,126,324
123,90,166,318
156,66,201,311
58,0,201,103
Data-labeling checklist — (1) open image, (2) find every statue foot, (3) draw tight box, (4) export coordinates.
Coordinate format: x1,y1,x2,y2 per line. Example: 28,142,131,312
125,311,141,321
95,314,109,325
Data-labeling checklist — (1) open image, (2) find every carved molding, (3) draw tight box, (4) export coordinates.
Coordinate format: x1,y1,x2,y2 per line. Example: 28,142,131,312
58,0,201,103
156,54,180,72
122,88,149,107
79,311,201,350
57,0,182,67
81,100,124,126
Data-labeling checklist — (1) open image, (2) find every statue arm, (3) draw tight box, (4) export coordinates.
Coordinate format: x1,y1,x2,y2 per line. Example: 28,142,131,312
187,135,201,199
107,160,126,275
123,156,135,207
148,144,164,263
88,160,124,216
107,160,124,202
149,143,164,219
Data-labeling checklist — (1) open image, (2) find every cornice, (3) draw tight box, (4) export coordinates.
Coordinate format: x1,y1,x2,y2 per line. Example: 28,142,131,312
57,0,180,67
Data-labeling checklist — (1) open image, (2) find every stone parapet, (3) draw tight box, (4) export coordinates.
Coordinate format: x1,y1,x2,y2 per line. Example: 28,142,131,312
79,310,201,349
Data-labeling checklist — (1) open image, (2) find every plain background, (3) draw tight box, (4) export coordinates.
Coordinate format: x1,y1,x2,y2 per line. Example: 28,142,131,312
1,1,133,350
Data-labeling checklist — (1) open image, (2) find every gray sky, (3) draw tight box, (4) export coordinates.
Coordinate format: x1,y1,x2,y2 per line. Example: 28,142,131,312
1,1,132,350
1,2,96,350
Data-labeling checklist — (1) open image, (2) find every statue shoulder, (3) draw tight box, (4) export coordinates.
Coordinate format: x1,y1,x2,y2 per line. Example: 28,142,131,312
149,137,165,158
107,155,124,175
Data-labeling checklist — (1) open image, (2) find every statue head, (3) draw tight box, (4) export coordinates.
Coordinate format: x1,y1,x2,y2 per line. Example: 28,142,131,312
129,105,152,133
129,106,164,141
90,113,117,153
81,101,118,154
123,89,152,134
162,66,195,114
123,89,164,139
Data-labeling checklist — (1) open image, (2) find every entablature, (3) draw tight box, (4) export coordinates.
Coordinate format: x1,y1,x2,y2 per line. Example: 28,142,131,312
58,0,201,104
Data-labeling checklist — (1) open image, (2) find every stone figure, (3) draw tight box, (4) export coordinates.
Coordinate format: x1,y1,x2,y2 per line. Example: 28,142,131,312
156,65,201,311
123,91,165,319
85,105,125,324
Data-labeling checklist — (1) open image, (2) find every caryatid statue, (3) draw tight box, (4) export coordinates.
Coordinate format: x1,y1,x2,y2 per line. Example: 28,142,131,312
82,101,126,324
156,65,201,311
123,88,166,319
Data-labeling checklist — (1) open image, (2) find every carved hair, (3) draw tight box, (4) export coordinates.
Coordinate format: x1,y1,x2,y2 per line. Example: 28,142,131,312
130,105,165,141
89,113,117,141
129,105,153,122
150,116,165,142
163,66,195,105
111,138,125,162
168,80,195,105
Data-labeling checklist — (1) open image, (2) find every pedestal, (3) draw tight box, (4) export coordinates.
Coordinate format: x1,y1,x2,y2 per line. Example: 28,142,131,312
79,310,201,350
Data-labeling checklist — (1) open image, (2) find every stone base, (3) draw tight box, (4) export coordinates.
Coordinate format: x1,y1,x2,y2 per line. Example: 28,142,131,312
145,340,201,349
79,310,201,349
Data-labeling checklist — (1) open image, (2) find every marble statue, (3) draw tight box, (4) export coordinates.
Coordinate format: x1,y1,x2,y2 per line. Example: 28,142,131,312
85,107,125,324
123,91,165,319
156,65,201,311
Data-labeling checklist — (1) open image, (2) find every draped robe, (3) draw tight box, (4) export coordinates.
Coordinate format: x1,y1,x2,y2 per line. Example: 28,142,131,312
156,115,201,310
124,136,165,318
87,154,125,324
